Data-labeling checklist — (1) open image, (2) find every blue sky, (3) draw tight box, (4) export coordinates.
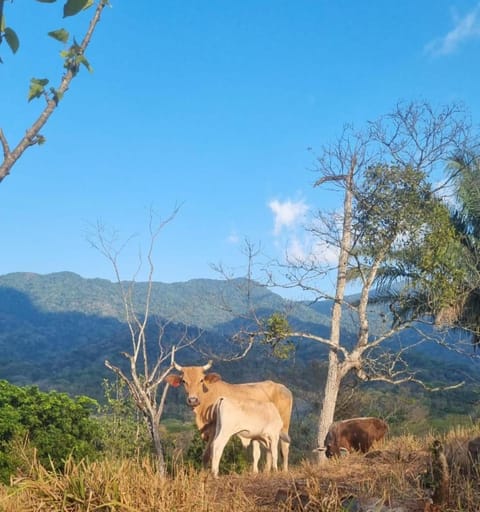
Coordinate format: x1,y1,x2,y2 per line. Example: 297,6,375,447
1,1,480,297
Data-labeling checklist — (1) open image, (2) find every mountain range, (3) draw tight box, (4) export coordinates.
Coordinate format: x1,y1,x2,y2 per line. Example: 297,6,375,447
0,271,478,420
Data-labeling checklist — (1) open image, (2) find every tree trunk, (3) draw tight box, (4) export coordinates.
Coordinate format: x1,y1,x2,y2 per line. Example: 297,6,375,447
315,156,356,463
148,416,167,477
316,350,341,463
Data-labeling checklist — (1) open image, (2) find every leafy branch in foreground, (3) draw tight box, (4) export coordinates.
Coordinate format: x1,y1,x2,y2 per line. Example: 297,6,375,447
0,0,109,182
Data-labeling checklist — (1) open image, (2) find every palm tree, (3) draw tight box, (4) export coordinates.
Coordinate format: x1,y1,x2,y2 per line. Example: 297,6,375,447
441,156,480,346
374,155,480,348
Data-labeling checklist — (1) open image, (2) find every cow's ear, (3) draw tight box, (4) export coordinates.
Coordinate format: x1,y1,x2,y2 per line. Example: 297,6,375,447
204,372,222,383
165,374,182,387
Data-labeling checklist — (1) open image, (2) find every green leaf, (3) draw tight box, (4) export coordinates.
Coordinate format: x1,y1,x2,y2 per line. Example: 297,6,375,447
4,28,19,54
77,55,92,72
28,78,49,102
32,78,49,87
63,0,93,18
48,29,69,43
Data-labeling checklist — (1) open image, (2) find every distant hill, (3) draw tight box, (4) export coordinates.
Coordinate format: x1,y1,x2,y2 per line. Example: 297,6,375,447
0,271,478,420
0,272,333,397
0,271,330,330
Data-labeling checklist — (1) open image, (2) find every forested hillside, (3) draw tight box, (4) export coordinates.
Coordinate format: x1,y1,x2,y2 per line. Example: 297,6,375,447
0,271,327,330
0,271,479,430
0,272,332,396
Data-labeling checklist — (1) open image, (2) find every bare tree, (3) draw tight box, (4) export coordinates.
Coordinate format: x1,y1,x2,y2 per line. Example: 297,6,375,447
88,208,200,476
0,0,108,182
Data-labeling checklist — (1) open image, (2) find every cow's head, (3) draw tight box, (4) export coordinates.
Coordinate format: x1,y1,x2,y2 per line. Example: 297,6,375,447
324,428,338,458
164,360,222,408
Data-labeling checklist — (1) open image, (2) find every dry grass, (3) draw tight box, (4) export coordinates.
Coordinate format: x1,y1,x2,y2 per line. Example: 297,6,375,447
0,451,258,512
0,429,479,511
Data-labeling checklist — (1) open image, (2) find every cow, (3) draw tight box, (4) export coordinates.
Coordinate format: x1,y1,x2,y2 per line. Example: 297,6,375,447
210,396,291,478
324,417,388,458
164,360,293,472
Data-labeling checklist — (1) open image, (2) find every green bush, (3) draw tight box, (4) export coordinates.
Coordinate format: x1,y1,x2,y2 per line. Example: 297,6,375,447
0,380,100,483
96,379,152,460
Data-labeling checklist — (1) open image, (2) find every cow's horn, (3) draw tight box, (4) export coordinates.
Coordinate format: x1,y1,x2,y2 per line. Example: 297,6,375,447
202,360,213,371
173,361,183,372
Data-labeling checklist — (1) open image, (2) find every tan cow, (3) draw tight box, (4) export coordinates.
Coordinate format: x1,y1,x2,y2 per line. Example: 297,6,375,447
165,360,293,472
211,396,291,478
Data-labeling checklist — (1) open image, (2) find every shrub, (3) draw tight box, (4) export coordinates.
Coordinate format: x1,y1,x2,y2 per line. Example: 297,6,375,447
0,380,100,483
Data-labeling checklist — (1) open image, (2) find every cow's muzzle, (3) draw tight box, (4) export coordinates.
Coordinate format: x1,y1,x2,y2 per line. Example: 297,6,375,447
187,396,200,407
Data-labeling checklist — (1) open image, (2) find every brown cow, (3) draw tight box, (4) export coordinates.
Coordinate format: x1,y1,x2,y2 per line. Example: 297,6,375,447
165,360,293,472
324,417,388,458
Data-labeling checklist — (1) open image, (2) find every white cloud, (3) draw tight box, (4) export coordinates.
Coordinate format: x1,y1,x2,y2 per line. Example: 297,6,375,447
268,198,308,235
285,236,307,262
286,236,338,266
268,198,340,269
425,4,480,56
285,234,339,267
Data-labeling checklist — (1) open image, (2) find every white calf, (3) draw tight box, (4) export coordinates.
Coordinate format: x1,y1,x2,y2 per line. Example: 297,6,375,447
211,396,290,478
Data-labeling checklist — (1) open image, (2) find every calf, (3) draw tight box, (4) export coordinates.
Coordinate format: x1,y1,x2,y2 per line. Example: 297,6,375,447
325,417,388,458
211,396,291,478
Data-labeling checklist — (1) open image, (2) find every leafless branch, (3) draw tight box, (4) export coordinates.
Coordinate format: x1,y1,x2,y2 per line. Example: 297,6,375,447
89,206,194,474
368,100,471,173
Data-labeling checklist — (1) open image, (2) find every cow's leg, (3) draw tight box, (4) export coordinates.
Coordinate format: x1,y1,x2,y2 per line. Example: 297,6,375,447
202,437,213,467
201,423,215,467
280,437,289,471
271,435,279,471
251,440,261,473
211,433,230,478
264,446,273,472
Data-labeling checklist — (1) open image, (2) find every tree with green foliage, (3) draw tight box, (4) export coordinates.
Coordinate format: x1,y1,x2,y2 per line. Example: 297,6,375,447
383,154,480,348
0,380,100,483
0,0,109,182
256,101,474,462
445,156,480,344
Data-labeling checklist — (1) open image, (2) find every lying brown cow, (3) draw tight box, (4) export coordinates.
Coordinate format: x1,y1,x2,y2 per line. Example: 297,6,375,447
324,417,388,457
